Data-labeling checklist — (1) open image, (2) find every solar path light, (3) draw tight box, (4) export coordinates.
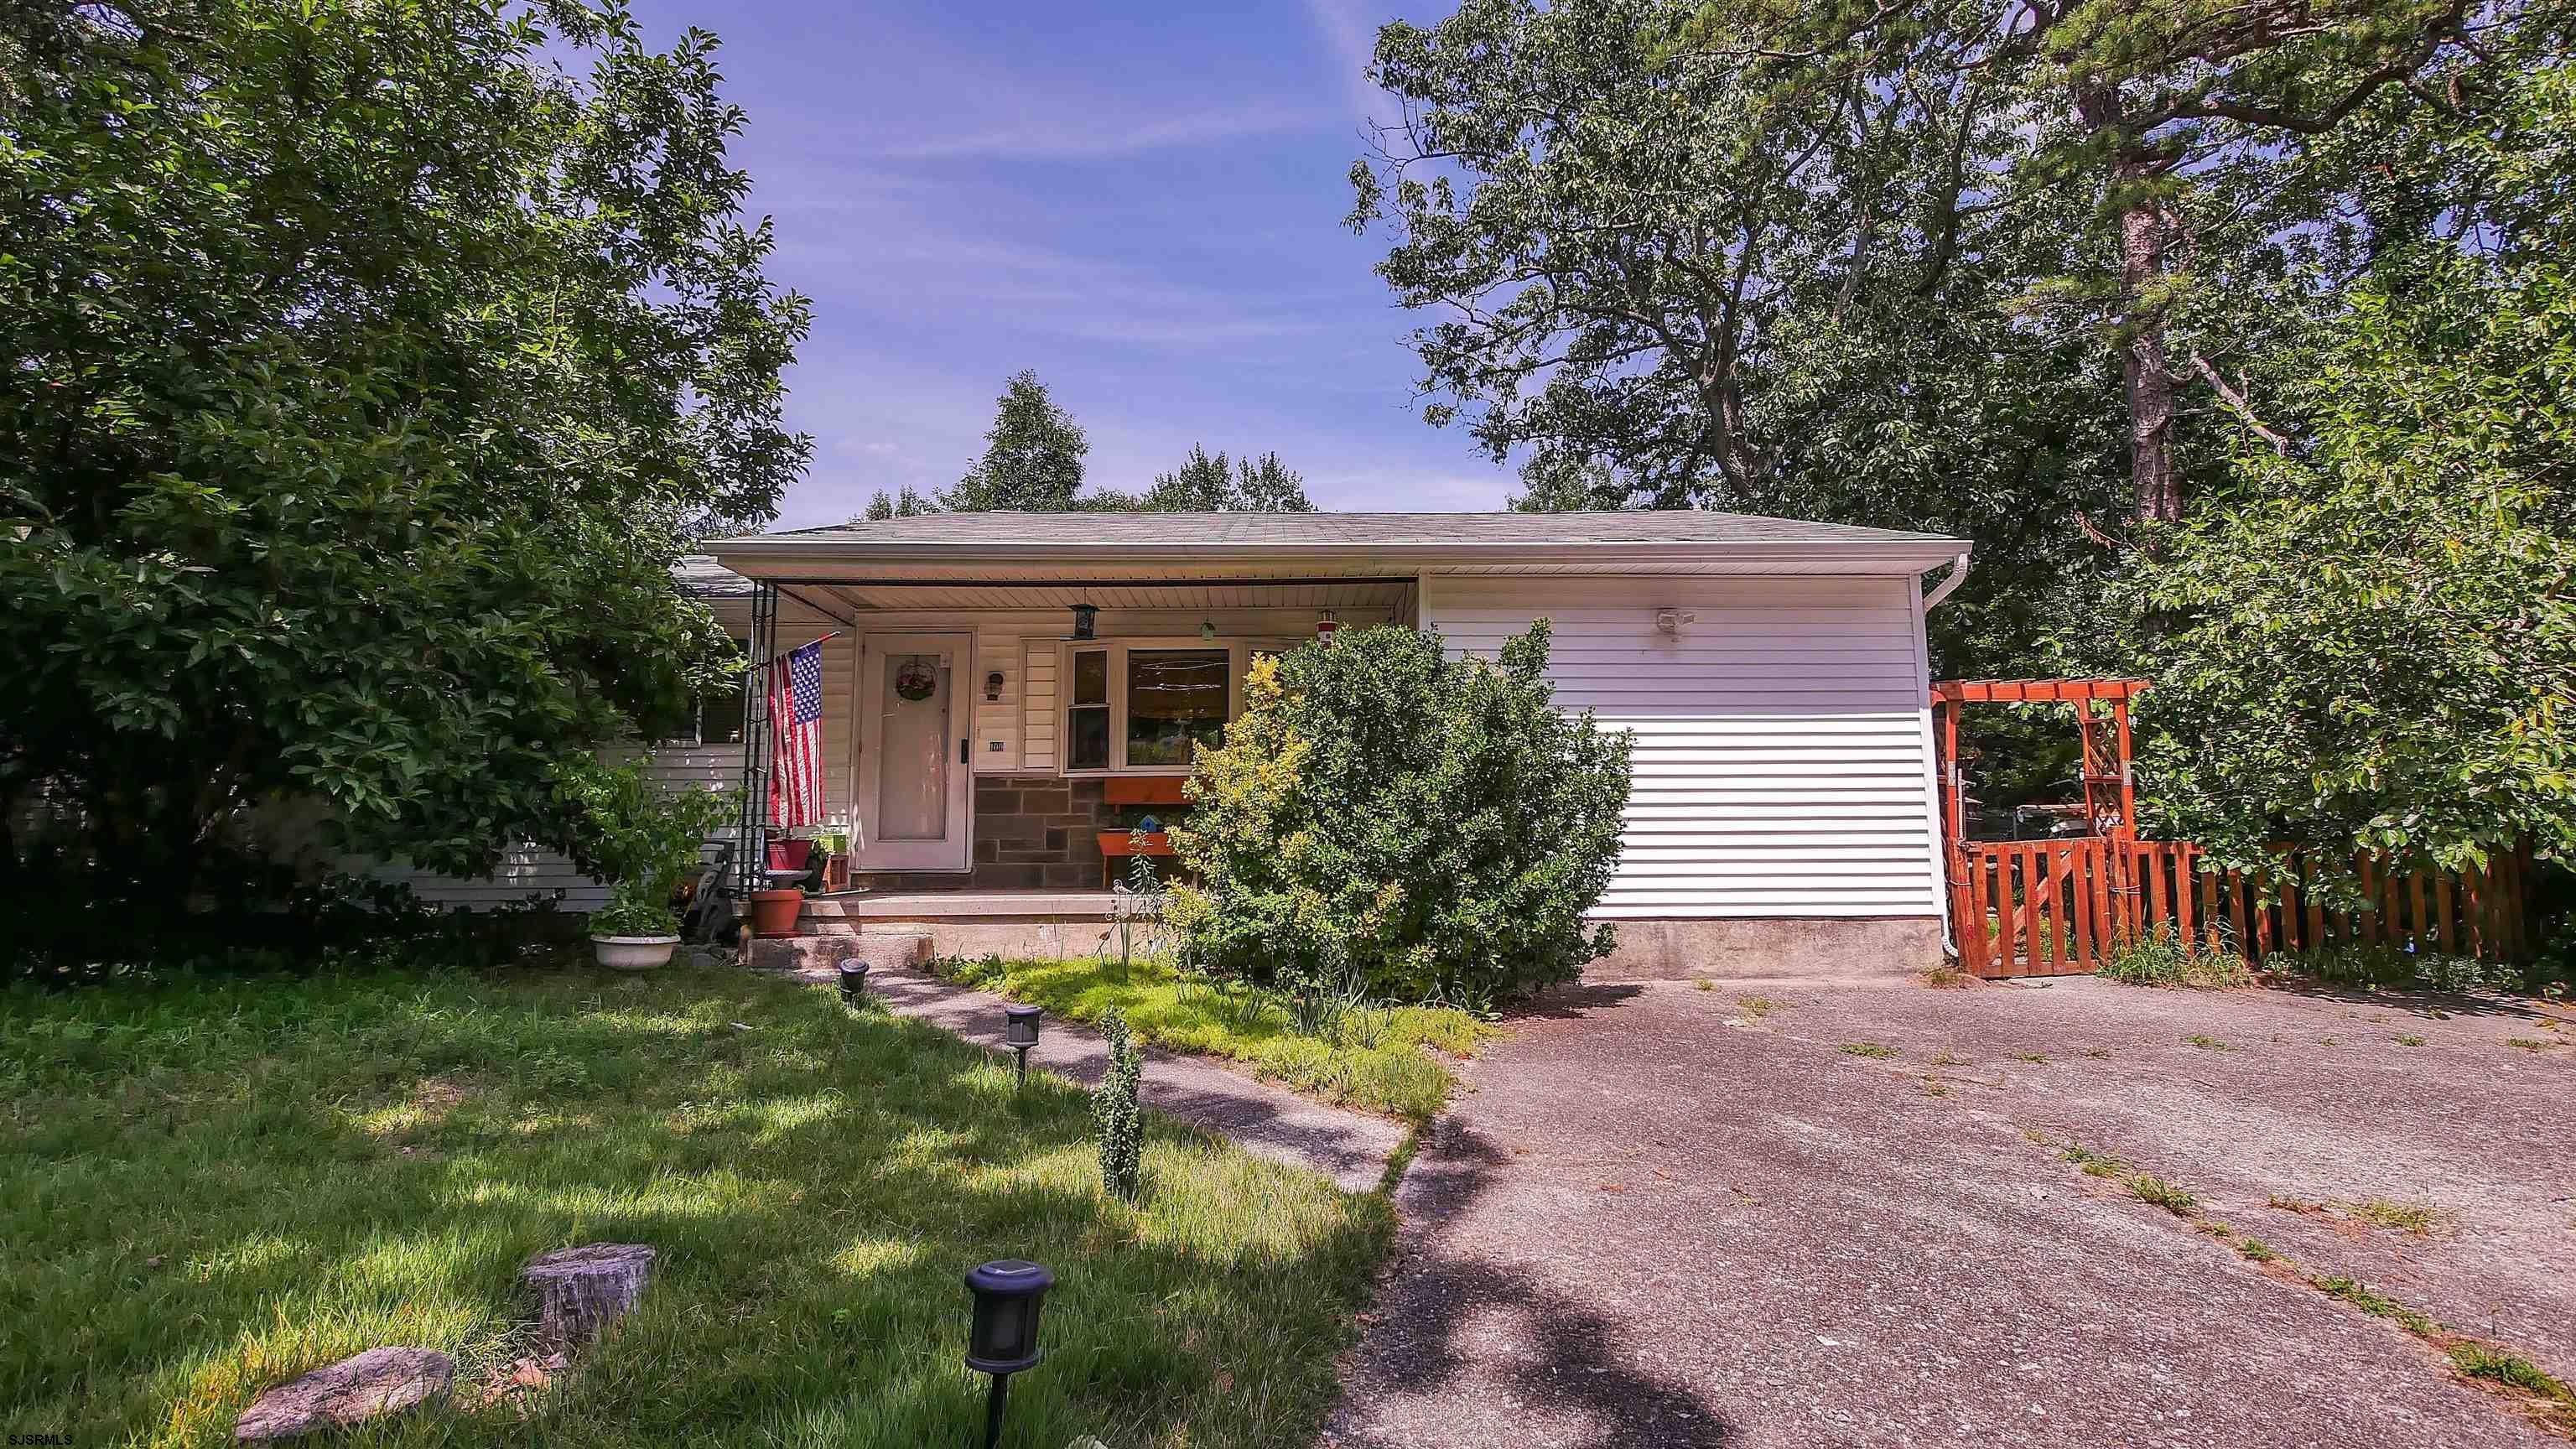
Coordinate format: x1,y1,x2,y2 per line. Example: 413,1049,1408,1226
1003,1004,1041,1086
837,958,869,1005
964,1259,1054,1449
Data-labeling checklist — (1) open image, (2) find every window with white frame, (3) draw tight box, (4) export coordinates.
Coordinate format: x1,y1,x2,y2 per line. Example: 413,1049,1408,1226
1061,639,1254,774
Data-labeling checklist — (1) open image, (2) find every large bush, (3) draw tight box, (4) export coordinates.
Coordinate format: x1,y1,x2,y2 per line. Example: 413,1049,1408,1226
0,2,808,925
1168,622,1632,1008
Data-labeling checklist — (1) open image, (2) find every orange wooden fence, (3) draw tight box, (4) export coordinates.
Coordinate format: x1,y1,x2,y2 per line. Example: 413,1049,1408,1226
1950,839,2537,978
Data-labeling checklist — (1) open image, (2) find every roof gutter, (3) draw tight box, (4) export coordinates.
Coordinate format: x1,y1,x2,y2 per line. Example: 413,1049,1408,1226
1920,550,1972,611
706,537,1975,579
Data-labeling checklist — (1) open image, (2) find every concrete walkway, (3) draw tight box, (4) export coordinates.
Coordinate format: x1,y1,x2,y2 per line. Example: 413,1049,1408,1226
766,949,1408,1193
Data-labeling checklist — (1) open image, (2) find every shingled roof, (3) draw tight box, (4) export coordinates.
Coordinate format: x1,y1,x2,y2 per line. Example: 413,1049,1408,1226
722,510,1960,548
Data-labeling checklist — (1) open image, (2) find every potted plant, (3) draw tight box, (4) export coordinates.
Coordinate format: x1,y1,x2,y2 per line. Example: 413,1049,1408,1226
556,757,736,970
589,888,684,970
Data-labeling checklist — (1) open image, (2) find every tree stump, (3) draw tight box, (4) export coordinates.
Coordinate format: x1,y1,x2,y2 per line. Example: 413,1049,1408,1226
519,1243,657,1350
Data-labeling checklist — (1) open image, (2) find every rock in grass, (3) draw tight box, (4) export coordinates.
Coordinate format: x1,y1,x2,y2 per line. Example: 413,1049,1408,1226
520,1242,657,1349
234,1347,453,1441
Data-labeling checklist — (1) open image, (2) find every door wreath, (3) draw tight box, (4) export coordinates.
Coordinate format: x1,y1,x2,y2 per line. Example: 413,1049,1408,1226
892,657,938,702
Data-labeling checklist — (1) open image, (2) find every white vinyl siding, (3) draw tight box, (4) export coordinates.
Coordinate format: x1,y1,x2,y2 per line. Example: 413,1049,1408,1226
1021,641,1059,771
1420,574,1943,920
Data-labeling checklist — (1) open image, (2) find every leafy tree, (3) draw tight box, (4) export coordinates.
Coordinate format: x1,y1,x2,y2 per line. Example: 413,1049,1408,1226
942,369,1088,512
1170,623,1633,1008
1347,0,2132,677
1676,0,2501,526
859,485,937,520
2123,237,2576,873
0,0,809,917
1088,445,1318,512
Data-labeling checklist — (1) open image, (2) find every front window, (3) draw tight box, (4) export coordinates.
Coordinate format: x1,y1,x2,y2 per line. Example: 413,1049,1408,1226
1125,649,1229,766
1061,640,1249,773
1067,647,1111,771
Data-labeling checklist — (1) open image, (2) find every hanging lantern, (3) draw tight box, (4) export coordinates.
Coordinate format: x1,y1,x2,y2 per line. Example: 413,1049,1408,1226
1070,604,1098,641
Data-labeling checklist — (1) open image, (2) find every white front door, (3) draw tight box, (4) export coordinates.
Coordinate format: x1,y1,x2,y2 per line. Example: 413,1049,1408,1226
854,632,974,872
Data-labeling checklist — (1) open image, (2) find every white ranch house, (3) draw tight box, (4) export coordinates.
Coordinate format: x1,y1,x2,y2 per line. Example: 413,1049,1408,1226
386,512,1973,978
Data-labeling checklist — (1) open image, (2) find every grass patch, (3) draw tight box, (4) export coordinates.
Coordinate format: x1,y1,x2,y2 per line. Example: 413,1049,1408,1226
2507,1037,2561,1051
932,955,1487,1124
1839,1041,1898,1059
1,962,1389,1447
1929,1051,1968,1067
1737,995,1783,1019
2316,1275,2439,1336
2236,1235,2278,1262
2081,1046,2114,1058
2096,923,2255,989
1921,965,1972,989
2061,1144,2130,1178
2129,1174,2198,1215
2347,1197,2438,1233
2292,941,2536,994
2396,1034,2428,1047
2009,1051,2048,1064
2185,1034,2234,1051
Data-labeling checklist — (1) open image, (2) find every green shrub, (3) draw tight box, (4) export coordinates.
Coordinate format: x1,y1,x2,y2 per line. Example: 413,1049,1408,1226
1093,1010,1145,1202
2096,923,2254,989
554,757,733,935
2291,940,2527,993
1169,621,1632,1009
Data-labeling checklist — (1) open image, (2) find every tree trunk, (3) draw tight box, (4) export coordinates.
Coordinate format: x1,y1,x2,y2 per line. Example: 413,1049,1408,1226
2113,192,2182,527
2075,81,2184,530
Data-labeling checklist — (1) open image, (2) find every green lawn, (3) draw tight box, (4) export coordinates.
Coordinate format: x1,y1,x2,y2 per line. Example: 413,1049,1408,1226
932,955,1490,1124
1,962,1390,1447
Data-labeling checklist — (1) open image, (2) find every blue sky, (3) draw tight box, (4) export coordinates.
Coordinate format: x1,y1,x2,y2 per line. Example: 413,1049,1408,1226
620,0,1510,527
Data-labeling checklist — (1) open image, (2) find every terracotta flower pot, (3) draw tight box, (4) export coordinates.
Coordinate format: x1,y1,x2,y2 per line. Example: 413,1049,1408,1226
750,887,805,939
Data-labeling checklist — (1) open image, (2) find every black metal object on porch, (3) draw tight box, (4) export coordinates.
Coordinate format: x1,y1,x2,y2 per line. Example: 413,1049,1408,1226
734,581,779,910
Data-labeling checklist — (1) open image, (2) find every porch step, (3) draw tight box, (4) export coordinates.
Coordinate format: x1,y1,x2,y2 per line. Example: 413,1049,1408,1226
744,927,932,979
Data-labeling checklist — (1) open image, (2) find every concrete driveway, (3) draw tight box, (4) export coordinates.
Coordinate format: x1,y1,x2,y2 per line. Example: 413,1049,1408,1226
1330,975,2576,1447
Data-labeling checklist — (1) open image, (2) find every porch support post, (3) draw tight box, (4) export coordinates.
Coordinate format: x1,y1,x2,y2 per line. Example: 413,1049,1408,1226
736,581,778,904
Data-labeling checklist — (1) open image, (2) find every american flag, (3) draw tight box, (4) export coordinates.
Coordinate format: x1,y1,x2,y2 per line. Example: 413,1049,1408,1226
767,639,825,827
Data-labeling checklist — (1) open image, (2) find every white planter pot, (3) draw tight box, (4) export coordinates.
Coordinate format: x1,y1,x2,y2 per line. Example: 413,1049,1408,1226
589,935,681,970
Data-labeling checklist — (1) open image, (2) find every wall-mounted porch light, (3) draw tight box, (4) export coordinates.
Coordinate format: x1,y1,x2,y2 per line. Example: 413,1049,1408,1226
964,1259,1054,1449
1316,610,1338,645
984,669,1005,702
1069,604,1098,641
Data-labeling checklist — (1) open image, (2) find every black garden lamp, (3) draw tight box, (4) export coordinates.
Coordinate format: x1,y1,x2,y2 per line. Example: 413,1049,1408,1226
837,958,869,1005
964,1259,1054,1449
1003,1004,1041,1085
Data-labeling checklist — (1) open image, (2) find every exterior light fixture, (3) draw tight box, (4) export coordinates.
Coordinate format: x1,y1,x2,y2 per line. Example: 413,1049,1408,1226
1004,1004,1041,1085
964,1259,1055,1449
1069,604,1098,641
1316,610,1338,645
1199,618,1218,642
837,959,869,1005
984,669,1005,702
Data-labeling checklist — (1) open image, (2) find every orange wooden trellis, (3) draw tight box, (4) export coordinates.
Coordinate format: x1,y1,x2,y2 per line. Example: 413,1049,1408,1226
1930,680,2534,977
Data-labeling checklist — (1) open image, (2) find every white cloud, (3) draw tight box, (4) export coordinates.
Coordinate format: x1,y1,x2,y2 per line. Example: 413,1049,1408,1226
877,106,1327,163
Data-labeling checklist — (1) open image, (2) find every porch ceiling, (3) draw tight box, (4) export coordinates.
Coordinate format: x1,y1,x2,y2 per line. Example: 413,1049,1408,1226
792,578,1416,613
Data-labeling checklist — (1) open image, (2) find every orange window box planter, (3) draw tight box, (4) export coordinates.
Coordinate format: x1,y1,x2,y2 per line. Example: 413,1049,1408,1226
1097,829,1178,888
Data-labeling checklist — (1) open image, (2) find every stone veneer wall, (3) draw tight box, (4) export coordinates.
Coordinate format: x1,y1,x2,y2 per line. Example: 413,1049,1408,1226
850,775,1179,893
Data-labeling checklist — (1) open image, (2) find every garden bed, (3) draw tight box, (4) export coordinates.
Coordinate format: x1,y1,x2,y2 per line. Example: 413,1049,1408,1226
930,955,1491,1124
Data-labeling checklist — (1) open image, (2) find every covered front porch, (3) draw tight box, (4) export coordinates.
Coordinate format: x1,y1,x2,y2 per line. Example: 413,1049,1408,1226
707,546,1415,935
